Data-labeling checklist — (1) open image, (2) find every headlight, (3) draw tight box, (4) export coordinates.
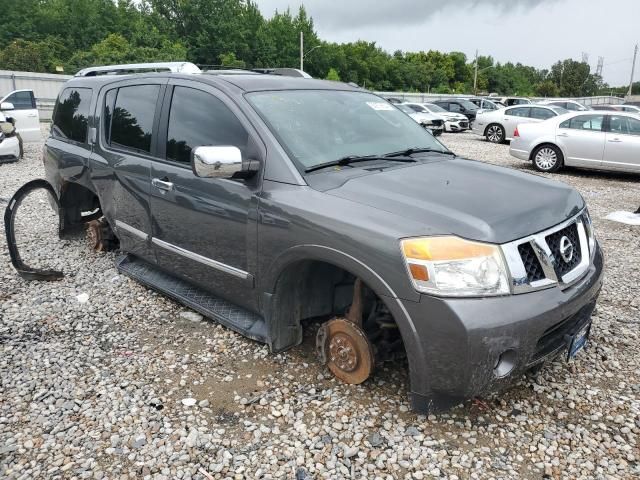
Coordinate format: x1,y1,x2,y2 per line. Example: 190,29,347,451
400,236,510,296
582,208,596,258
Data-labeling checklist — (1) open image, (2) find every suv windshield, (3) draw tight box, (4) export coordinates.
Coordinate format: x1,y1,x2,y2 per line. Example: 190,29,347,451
425,103,447,113
455,99,478,111
248,90,445,170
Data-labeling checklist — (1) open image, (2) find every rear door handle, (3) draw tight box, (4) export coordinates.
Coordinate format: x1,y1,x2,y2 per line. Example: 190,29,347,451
558,133,569,137
608,138,622,143
152,178,174,191
27,113,37,117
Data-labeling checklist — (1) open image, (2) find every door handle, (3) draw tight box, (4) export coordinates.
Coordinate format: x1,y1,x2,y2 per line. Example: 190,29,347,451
27,113,37,117
558,133,569,137
152,178,174,191
608,138,622,143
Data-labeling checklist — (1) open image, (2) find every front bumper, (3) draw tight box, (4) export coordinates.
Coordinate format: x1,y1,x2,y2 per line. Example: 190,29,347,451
400,243,604,413
445,120,470,132
0,136,20,164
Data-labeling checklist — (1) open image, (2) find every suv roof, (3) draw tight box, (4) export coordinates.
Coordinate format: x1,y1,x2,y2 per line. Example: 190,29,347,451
62,72,360,94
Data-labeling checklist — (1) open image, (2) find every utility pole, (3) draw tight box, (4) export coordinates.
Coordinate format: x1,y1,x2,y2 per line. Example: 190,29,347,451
628,44,638,97
300,31,304,71
473,50,478,95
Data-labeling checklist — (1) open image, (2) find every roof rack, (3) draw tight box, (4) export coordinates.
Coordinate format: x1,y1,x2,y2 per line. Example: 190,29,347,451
203,66,312,78
75,62,201,77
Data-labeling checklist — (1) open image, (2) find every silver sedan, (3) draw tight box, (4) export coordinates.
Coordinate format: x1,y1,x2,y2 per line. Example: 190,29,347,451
472,105,567,143
510,111,640,173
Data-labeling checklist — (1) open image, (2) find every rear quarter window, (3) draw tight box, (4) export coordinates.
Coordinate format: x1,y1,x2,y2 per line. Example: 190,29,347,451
52,87,92,143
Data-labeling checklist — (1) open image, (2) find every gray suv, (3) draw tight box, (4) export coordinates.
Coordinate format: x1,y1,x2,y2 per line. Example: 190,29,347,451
5,65,604,413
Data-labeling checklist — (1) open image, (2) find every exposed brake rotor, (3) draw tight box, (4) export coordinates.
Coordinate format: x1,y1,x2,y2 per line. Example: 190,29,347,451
86,218,119,252
317,317,375,384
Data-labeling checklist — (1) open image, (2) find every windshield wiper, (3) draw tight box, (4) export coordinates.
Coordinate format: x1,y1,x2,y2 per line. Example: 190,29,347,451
304,155,416,173
384,147,455,157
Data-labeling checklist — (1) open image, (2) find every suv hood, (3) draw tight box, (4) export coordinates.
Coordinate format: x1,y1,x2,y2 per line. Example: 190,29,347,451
325,158,584,244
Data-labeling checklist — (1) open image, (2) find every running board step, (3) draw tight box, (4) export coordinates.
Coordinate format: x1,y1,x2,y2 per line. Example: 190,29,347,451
116,254,268,342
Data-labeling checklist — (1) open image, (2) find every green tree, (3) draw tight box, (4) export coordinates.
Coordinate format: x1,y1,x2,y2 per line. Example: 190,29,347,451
534,80,560,97
325,68,340,81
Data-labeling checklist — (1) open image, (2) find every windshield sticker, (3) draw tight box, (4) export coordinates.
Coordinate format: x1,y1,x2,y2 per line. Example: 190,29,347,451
366,101,395,111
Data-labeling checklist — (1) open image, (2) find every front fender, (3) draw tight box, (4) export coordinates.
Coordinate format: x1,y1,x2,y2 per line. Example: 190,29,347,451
261,244,427,398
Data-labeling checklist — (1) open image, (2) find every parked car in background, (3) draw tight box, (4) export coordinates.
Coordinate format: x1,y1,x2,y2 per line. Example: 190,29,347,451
473,105,568,143
494,97,531,107
591,105,619,111
405,102,469,132
538,99,590,112
0,111,21,163
432,99,479,124
0,89,41,142
510,111,640,173
397,104,444,135
614,104,640,114
468,97,501,112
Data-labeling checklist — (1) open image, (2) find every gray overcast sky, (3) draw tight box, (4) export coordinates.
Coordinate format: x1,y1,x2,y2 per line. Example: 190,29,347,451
255,0,639,87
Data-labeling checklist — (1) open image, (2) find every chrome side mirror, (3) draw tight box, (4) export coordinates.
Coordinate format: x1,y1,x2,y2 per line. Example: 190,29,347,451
0,102,15,111
191,146,242,179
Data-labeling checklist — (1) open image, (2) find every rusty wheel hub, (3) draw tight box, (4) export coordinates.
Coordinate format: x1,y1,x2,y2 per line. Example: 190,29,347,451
86,219,107,251
317,318,374,384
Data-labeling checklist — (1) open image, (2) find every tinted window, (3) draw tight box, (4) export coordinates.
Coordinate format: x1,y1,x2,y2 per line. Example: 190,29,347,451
104,89,116,143
449,103,463,112
52,87,92,142
110,85,159,153
565,102,582,111
609,115,640,136
166,87,249,164
508,107,531,118
531,107,555,120
549,102,567,109
559,115,604,131
5,91,34,110
408,105,424,112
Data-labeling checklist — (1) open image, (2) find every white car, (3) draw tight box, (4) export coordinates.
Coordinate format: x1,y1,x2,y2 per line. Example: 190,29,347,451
0,111,21,163
0,89,42,142
473,104,568,143
537,99,590,112
417,103,470,132
397,104,444,136
510,111,640,173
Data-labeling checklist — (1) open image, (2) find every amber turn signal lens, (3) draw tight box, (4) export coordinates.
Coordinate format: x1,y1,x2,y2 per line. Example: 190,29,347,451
402,236,496,261
408,263,429,281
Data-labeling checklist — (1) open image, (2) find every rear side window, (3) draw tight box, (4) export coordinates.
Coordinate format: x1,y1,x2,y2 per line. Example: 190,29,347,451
109,85,160,153
560,115,604,131
166,86,249,164
4,91,35,110
531,107,555,120
449,103,462,112
52,87,92,142
508,107,531,118
609,115,640,136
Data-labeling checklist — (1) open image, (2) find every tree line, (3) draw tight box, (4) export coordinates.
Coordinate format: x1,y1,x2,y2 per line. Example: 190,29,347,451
1,0,635,96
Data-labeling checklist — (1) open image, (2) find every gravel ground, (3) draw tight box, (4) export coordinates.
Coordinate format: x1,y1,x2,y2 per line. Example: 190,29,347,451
1,128,639,479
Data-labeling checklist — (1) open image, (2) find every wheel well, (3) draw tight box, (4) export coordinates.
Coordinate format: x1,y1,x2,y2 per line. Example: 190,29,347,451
529,142,563,162
268,260,404,361
58,182,102,234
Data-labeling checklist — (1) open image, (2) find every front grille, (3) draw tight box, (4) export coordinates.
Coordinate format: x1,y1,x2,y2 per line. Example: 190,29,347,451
518,243,545,282
546,223,581,278
460,121,469,128
432,119,443,127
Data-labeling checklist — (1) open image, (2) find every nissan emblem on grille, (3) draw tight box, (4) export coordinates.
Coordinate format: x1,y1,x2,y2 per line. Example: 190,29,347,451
559,236,574,263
